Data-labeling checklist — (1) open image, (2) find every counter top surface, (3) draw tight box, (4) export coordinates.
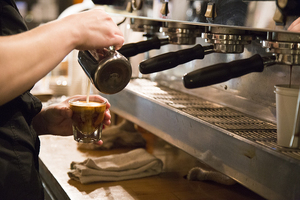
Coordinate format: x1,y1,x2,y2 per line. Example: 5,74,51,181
39,132,265,200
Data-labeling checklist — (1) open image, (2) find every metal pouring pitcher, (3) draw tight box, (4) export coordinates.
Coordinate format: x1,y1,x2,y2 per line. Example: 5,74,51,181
78,46,132,94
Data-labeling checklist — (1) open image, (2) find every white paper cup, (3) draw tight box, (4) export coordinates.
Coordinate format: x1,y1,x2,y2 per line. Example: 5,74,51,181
275,85,300,148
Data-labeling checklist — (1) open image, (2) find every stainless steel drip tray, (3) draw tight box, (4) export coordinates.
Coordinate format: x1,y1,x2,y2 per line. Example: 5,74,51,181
101,78,300,200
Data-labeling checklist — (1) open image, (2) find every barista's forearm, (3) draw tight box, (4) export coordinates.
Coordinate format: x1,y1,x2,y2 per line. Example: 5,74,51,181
0,9,124,106
32,108,48,135
0,17,77,106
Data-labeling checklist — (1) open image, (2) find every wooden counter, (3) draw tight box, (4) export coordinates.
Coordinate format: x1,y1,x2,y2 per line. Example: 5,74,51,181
39,132,265,200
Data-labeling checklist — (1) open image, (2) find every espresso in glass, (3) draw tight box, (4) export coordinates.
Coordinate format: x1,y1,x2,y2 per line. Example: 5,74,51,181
69,98,106,143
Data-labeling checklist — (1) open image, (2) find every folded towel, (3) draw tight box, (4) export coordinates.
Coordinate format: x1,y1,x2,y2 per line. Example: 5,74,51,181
68,148,163,184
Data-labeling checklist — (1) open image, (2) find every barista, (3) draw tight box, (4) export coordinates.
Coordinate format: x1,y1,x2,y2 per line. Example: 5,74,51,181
0,1,124,199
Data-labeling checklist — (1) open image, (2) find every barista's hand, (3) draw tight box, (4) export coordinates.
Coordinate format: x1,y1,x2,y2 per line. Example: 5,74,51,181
288,17,300,32
32,95,111,136
61,8,124,50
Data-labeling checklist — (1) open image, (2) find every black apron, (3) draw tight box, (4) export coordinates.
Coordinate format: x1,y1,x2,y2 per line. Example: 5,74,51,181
0,1,44,199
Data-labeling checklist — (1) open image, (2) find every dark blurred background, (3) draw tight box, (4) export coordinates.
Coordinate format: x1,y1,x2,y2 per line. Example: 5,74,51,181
16,0,77,29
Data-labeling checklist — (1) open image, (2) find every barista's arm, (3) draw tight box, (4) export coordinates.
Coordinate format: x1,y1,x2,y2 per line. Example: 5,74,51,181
0,8,124,106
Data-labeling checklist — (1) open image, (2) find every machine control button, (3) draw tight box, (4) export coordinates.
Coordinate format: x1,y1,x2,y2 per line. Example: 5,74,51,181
132,0,143,10
205,3,216,19
126,2,133,12
160,2,169,16
273,8,284,25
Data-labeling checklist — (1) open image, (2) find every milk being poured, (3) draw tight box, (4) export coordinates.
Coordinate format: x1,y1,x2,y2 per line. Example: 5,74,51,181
86,81,91,103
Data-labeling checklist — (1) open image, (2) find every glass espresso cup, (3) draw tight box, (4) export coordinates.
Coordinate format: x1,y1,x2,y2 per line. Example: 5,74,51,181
69,97,107,143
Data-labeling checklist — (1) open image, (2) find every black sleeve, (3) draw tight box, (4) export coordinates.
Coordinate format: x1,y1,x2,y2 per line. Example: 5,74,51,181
0,0,28,36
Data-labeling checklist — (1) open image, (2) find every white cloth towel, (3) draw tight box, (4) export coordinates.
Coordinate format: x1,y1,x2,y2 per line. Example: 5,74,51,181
67,148,163,184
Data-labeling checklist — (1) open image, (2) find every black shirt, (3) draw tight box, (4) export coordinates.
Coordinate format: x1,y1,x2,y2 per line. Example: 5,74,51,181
0,0,44,199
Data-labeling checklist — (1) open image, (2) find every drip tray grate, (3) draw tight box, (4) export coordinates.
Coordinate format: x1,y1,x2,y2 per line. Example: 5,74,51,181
128,78,300,160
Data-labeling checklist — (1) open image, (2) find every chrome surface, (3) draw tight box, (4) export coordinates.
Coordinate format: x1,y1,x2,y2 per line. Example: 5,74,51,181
104,0,298,33
203,32,253,53
95,1,300,199
161,22,202,45
262,40,300,65
202,27,254,53
102,79,300,200
129,18,162,34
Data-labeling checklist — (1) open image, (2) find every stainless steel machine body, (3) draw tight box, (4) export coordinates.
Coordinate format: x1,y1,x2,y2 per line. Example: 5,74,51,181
94,1,300,199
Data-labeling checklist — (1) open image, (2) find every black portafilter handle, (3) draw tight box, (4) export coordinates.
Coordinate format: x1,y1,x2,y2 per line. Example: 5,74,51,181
118,37,169,58
92,0,126,5
183,54,276,89
139,44,214,74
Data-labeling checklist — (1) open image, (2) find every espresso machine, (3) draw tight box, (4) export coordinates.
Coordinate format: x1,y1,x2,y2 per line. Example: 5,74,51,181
92,1,300,199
